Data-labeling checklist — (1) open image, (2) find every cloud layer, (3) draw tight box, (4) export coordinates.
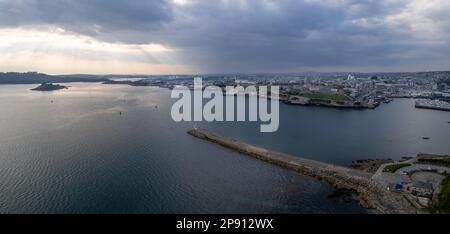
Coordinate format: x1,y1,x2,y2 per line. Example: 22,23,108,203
0,0,449,73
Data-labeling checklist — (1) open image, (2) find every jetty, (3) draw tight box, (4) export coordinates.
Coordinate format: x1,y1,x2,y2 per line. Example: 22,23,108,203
188,128,416,213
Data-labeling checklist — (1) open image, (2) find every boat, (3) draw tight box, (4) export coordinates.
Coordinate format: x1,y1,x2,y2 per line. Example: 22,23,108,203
422,137,430,140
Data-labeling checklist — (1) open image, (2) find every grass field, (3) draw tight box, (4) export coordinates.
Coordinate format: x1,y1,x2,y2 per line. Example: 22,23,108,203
382,163,411,173
302,92,351,102
432,175,450,213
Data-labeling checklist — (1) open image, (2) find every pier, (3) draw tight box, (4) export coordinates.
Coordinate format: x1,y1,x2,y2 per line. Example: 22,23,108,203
188,128,416,213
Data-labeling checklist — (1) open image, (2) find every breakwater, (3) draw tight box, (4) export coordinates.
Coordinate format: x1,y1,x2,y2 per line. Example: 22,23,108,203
188,128,416,213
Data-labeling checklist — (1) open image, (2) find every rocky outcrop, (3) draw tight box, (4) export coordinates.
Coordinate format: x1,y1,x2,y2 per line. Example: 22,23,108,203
350,159,395,173
31,82,68,91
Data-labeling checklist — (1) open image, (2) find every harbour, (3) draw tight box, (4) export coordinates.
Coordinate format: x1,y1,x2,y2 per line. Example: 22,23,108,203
1,83,449,213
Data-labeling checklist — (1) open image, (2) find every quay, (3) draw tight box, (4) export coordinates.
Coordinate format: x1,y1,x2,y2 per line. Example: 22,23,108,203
415,99,450,112
188,128,416,213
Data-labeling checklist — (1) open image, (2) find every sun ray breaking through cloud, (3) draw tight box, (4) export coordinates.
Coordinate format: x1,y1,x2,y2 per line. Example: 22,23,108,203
0,0,449,74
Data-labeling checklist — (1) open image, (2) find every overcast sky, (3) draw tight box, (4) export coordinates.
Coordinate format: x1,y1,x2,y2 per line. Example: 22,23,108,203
0,0,449,74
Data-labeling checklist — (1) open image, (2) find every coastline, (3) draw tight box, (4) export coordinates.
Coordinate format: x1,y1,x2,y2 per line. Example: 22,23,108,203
187,128,417,214
415,104,450,112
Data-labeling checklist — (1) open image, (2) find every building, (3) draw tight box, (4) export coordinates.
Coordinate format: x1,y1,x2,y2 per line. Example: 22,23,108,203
411,181,434,198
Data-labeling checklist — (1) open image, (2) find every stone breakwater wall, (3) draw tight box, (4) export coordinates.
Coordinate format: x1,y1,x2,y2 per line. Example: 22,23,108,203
188,128,416,214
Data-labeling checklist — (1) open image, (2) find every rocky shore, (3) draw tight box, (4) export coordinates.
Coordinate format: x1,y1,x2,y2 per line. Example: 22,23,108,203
350,159,395,173
188,128,417,213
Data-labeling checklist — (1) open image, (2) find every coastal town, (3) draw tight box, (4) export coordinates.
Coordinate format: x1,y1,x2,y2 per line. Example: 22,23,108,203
5,71,450,213
100,71,450,111
4,71,450,112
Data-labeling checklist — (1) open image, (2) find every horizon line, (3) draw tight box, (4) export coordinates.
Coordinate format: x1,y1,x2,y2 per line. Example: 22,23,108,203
1,70,450,77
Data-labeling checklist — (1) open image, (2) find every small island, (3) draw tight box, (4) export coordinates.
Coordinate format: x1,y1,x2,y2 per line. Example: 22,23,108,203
31,82,68,91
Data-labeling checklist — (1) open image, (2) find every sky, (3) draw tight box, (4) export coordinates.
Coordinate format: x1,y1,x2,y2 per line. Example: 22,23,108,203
0,0,449,74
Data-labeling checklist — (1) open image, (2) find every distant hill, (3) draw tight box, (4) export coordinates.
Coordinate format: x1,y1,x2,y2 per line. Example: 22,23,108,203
0,72,108,84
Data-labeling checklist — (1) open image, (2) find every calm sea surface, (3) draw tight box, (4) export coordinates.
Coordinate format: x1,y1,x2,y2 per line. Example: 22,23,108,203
0,83,449,213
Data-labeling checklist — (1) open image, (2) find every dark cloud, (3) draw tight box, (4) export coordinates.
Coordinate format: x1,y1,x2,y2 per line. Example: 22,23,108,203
1,0,449,72
0,0,173,39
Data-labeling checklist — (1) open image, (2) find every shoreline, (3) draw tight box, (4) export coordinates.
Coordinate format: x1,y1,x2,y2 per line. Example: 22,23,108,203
282,100,378,109
188,128,417,213
415,104,450,112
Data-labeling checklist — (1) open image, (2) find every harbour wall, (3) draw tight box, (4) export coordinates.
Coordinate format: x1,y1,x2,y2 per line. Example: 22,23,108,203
188,128,416,213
